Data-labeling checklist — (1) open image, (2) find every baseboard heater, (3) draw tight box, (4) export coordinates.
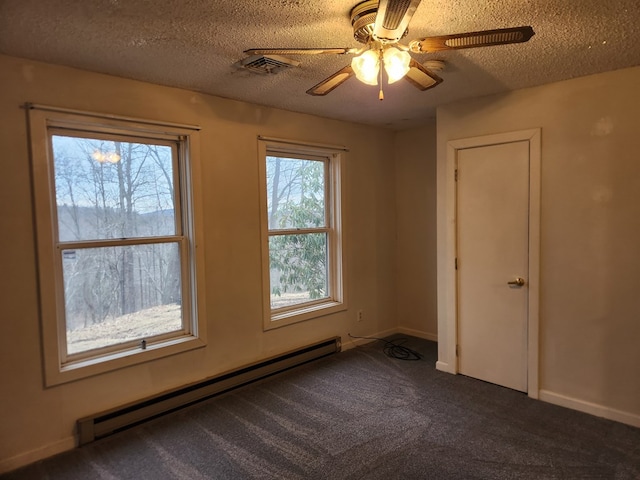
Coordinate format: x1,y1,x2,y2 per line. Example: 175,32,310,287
77,336,341,446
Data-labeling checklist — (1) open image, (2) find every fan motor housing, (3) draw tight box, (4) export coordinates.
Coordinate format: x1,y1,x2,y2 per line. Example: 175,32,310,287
350,0,378,43
350,0,408,44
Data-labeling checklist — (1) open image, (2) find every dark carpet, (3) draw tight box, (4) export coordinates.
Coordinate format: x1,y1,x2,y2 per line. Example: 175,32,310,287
4,337,639,479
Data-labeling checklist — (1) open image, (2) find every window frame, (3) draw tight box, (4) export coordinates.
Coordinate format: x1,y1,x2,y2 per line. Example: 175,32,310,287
258,139,346,330
29,107,207,386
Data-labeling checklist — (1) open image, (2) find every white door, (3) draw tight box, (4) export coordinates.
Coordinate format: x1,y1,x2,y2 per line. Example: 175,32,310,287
456,141,530,392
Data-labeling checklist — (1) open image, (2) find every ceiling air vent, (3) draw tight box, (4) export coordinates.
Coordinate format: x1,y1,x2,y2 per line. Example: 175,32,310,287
235,55,300,75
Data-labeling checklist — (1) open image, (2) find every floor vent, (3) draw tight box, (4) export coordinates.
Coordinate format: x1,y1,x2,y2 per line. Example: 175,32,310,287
235,54,301,74
77,337,341,445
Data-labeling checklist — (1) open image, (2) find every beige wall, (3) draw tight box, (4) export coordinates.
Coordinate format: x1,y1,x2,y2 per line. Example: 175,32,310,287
395,122,438,339
0,54,399,469
4,50,638,470
436,66,640,422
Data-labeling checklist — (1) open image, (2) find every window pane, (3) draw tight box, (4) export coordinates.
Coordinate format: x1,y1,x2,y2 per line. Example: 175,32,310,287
62,243,183,355
269,233,328,308
52,135,176,242
266,156,325,230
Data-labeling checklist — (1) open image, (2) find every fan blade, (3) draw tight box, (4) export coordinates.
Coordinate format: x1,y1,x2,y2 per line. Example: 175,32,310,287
403,59,443,91
244,48,358,55
410,26,534,53
373,0,422,43
306,65,354,96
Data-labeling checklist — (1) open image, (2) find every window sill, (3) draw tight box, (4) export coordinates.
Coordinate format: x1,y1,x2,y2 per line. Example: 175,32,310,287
265,300,346,330
45,335,206,387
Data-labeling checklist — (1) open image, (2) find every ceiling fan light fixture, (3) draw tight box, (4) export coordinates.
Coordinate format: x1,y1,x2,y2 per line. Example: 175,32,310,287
383,47,411,83
245,2,534,98
351,49,380,85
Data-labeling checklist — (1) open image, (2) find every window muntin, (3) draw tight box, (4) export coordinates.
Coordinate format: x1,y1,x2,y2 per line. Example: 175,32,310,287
29,108,205,385
260,141,345,328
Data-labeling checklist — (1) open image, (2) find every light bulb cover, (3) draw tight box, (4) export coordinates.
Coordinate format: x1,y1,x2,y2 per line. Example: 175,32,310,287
383,47,411,84
351,49,379,86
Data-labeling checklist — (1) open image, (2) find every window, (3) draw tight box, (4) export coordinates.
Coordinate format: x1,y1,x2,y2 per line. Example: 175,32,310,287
259,139,345,329
29,107,206,385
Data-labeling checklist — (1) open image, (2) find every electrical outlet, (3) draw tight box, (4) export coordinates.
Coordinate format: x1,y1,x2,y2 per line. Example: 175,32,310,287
357,310,364,322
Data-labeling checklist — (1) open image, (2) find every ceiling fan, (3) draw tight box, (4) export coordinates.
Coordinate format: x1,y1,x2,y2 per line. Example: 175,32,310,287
244,0,534,99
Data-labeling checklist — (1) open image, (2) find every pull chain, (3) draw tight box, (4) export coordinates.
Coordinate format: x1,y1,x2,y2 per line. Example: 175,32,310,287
378,56,384,101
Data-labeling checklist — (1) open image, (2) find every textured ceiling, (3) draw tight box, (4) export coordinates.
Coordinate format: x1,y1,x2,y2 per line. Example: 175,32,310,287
1,0,639,129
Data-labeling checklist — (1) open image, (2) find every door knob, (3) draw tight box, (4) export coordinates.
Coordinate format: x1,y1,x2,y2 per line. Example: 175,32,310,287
507,277,526,287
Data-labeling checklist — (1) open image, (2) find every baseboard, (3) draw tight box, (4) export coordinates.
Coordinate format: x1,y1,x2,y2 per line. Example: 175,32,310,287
436,360,455,373
396,327,437,342
0,436,76,475
539,389,640,428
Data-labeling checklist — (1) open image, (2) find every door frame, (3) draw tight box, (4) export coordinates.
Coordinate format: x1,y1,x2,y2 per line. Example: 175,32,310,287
436,128,541,398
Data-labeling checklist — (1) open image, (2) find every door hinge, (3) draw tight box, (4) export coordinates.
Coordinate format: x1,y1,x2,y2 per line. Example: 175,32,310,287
456,344,459,357
455,258,458,270
454,169,458,181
